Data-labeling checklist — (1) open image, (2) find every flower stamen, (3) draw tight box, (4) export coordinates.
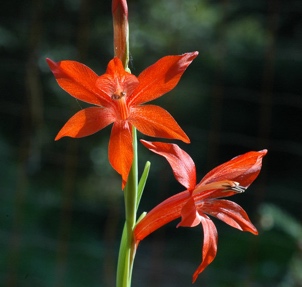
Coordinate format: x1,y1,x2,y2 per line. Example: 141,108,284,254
112,91,126,100
193,180,246,196
221,181,246,193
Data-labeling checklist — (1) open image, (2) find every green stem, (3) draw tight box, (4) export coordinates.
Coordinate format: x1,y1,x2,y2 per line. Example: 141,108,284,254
116,127,138,287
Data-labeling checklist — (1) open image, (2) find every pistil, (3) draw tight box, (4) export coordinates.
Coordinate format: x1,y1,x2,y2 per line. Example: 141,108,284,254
112,90,129,120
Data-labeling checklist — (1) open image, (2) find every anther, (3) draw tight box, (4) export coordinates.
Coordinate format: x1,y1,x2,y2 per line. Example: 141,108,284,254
222,182,246,193
112,91,126,100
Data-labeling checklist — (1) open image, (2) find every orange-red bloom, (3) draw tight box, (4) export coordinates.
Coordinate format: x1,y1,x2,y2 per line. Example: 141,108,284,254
134,140,267,283
47,52,198,188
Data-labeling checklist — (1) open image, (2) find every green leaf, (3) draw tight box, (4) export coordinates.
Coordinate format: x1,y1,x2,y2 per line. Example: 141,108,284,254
136,161,151,211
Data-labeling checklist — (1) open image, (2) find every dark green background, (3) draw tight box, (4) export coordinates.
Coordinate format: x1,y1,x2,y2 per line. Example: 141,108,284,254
1,0,302,286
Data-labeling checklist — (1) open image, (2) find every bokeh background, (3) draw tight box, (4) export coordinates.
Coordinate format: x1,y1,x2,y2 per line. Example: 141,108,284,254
1,0,302,286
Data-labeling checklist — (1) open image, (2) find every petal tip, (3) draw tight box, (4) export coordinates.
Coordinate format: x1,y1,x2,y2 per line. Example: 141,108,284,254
259,149,268,156
184,51,199,61
184,137,191,144
55,130,65,141
54,134,62,141
121,179,127,190
46,58,57,69
251,226,259,235
179,132,190,144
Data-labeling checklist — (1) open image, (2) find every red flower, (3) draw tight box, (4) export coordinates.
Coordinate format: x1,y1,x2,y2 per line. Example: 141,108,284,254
134,140,267,283
46,52,198,188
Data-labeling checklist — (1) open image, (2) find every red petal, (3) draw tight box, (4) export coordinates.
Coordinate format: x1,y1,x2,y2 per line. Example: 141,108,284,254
55,107,115,140
140,141,196,190
96,58,139,99
134,190,190,242
46,58,110,107
199,199,258,235
129,52,199,106
199,150,267,188
108,121,133,189
192,215,218,283
177,197,201,227
129,105,190,143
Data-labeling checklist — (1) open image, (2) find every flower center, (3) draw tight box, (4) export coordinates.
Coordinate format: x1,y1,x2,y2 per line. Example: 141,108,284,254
111,90,128,120
111,91,126,100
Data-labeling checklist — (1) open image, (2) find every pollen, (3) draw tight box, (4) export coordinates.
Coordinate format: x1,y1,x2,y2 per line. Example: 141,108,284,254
221,181,246,193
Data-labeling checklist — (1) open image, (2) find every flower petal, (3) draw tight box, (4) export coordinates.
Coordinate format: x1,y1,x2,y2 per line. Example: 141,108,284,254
200,199,258,235
108,121,133,189
192,215,218,283
96,57,139,99
134,190,190,242
177,197,201,227
129,105,190,143
129,52,199,106
55,107,115,140
199,150,267,188
46,58,110,107
140,141,196,190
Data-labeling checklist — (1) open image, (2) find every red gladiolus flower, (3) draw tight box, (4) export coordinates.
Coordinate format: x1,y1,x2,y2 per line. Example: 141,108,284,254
47,52,198,188
134,140,267,283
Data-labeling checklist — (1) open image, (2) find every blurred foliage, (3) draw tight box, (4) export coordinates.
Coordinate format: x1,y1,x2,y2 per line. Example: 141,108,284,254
259,204,302,287
1,0,302,286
